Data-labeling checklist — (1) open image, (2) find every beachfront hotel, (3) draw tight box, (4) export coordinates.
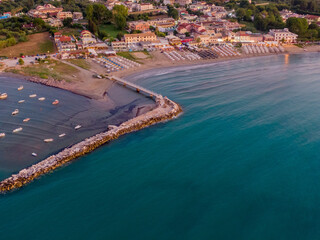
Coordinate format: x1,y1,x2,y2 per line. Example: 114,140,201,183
124,32,157,43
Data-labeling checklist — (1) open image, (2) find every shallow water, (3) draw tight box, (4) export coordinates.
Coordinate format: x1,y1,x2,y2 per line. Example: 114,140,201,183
0,76,154,179
2,53,320,239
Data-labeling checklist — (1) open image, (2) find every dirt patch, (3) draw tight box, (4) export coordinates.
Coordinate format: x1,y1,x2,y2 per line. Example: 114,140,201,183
132,52,148,59
0,32,56,57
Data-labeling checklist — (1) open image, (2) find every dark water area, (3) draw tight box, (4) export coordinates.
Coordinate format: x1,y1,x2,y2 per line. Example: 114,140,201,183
2,53,320,239
0,76,154,179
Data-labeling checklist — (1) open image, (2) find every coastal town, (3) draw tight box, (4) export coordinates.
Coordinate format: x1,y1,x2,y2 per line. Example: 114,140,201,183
0,0,318,76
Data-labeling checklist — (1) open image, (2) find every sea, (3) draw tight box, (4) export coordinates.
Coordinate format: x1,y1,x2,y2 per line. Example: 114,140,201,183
0,76,154,180
1,53,320,239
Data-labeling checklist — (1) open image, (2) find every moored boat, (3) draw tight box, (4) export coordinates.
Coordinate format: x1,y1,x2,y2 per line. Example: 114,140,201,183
52,99,59,105
13,127,22,133
18,86,24,91
59,133,66,138
18,100,25,103
0,133,5,138
32,153,37,157
44,138,54,143
38,97,45,101
23,118,30,122
0,93,8,100
75,125,82,130
12,109,19,115
29,94,37,98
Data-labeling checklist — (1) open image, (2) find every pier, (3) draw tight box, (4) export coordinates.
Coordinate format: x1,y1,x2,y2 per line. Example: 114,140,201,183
110,76,161,99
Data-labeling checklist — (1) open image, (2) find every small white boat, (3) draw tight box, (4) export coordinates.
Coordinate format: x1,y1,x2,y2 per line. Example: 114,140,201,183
0,133,5,138
18,100,25,103
13,127,22,133
59,133,66,138
18,86,24,91
74,125,82,130
52,99,59,105
44,138,54,143
12,109,19,115
29,94,37,98
32,152,37,157
38,97,45,101
0,93,8,100
23,118,30,122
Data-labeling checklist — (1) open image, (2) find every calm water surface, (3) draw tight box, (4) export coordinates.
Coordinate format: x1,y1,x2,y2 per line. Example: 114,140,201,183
0,77,154,179
1,53,320,239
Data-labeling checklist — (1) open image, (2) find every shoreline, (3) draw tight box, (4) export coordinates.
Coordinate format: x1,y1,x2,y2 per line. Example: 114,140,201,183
0,77,182,193
1,45,319,193
114,45,320,79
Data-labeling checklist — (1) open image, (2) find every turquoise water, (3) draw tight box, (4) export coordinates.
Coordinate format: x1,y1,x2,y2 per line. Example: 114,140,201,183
1,53,320,239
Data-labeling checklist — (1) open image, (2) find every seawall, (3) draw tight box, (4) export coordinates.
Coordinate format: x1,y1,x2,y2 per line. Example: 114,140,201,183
0,95,182,193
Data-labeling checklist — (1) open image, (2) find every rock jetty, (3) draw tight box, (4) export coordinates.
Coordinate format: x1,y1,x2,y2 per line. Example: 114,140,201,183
0,96,182,193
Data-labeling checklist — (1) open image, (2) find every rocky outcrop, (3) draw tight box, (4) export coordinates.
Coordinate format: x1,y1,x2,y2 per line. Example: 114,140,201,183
0,96,182,193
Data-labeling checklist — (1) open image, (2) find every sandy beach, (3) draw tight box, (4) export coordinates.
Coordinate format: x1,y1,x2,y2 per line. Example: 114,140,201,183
112,44,320,79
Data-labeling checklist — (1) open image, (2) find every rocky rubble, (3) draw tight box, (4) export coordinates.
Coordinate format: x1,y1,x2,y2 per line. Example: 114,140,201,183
0,96,182,193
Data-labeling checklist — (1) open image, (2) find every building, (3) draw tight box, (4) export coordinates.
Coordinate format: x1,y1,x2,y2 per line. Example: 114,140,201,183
124,32,157,43
228,31,263,43
112,41,128,52
305,14,320,24
269,28,298,43
28,4,63,18
128,21,151,32
57,11,72,20
80,30,92,38
157,22,176,32
48,18,63,27
73,12,83,20
136,3,153,11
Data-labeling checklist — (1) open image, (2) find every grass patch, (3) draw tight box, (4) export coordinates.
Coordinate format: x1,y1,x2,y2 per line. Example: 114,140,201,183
99,24,128,38
117,51,136,61
66,59,91,70
7,59,78,82
0,32,56,57
60,28,82,37
39,40,55,53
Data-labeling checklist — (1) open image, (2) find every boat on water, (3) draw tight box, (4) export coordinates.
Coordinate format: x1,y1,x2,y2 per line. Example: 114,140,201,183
52,99,59,105
18,86,24,91
0,133,5,138
12,109,19,115
38,97,46,101
59,133,66,138
29,94,37,98
44,138,54,143
13,127,22,133
32,153,37,157
23,118,30,122
75,125,82,130
0,93,8,100
18,100,25,103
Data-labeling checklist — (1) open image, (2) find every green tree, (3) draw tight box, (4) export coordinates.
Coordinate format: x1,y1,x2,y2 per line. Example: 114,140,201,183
18,58,24,65
114,14,127,30
167,5,179,20
236,8,246,21
113,5,128,18
116,32,124,40
63,17,73,27
113,5,128,30
286,17,308,36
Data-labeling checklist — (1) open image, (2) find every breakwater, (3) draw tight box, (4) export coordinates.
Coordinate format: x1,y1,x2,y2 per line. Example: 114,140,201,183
0,93,182,193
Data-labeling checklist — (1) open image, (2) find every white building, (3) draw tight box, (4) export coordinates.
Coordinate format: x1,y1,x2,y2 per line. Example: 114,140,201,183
269,28,298,43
